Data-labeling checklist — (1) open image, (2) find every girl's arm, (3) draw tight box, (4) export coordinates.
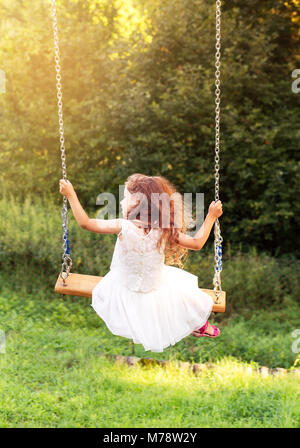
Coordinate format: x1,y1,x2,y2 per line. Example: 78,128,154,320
59,179,122,234
176,200,223,250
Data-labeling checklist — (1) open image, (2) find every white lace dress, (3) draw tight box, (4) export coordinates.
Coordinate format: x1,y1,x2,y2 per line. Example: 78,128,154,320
91,218,213,352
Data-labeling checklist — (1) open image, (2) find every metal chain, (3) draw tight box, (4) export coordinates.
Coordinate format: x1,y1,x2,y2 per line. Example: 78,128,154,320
50,0,223,294
51,0,72,281
213,0,223,303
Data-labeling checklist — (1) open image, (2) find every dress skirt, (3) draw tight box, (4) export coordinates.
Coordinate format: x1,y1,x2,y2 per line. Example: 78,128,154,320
91,264,214,353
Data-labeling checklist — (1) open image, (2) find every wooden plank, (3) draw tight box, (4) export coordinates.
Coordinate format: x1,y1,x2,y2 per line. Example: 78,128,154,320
55,273,226,312
55,273,102,298
201,289,226,313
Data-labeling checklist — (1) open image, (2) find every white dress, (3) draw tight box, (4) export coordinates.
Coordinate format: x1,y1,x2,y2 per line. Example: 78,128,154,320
91,218,214,352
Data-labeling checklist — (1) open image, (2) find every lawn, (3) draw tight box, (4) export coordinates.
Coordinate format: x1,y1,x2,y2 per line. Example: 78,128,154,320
0,268,299,428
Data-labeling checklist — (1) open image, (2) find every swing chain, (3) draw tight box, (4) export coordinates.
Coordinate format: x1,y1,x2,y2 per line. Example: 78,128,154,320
213,0,223,303
51,0,72,281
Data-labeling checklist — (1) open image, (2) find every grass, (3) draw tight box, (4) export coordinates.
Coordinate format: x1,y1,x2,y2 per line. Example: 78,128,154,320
0,267,299,428
0,265,299,369
0,195,299,427
0,328,299,428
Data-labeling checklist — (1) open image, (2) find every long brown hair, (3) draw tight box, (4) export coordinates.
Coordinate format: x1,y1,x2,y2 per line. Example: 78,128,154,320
124,173,188,267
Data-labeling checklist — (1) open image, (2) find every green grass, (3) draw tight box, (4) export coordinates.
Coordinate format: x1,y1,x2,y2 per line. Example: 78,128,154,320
0,324,299,428
0,265,299,369
0,268,299,428
0,335,299,428
0,196,300,427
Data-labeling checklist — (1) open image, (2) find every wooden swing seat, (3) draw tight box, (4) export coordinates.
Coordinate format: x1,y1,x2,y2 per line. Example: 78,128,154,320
54,273,226,312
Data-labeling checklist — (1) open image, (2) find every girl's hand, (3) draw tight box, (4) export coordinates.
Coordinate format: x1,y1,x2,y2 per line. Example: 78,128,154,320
59,179,75,198
208,200,223,219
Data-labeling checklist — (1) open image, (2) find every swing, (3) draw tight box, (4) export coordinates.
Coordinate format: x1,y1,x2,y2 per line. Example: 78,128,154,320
51,0,226,313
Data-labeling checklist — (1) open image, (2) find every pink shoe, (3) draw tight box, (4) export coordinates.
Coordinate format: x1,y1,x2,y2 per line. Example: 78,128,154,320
192,320,220,338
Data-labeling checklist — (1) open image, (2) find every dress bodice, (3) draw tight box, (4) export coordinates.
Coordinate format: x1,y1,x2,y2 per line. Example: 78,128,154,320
110,219,165,293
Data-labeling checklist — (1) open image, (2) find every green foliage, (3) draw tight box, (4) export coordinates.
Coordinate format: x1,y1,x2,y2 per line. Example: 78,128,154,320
0,1,299,255
186,245,300,315
0,194,115,277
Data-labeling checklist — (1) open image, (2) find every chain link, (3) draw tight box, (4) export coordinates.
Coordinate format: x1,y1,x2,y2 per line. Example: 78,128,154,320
51,0,72,281
213,0,223,303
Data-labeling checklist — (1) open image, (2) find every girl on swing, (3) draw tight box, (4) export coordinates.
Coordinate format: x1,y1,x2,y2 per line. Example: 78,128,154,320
59,173,223,353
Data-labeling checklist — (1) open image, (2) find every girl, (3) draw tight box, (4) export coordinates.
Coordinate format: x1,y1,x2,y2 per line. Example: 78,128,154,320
59,173,223,353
